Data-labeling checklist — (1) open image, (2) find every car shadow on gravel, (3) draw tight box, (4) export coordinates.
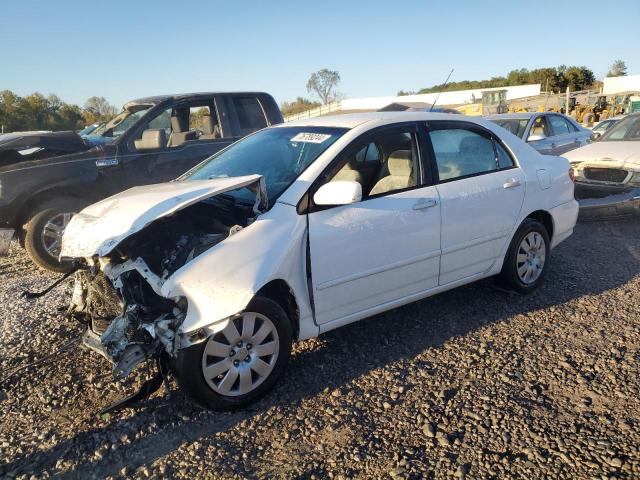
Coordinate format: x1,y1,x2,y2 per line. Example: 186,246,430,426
3,220,640,478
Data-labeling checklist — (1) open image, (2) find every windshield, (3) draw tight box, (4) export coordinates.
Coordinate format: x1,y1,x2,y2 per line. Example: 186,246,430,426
489,118,529,138
85,106,152,143
601,115,640,141
182,126,347,205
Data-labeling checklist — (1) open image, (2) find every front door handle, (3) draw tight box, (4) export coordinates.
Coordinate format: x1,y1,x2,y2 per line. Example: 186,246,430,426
412,198,438,210
503,178,521,189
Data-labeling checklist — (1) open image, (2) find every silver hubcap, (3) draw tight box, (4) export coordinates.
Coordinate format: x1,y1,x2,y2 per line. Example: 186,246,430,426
201,312,279,397
41,212,74,257
516,231,546,284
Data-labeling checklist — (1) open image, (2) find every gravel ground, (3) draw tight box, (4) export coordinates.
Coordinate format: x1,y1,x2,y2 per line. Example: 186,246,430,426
0,219,639,479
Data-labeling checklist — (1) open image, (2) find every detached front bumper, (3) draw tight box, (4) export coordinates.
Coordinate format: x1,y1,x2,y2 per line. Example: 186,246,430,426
0,228,14,255
577,185,640,220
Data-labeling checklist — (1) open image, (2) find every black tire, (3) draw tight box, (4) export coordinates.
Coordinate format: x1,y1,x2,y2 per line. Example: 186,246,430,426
173,295,293,410
23,197,88,273
499,218,550,294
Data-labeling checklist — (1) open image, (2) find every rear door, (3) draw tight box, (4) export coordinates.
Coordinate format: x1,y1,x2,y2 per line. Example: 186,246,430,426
425,121,525,285
219,95,269,143
307,123,441,325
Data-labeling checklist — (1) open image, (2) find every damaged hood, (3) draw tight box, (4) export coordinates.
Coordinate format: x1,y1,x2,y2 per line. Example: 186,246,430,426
60,175,266,259
564,141,640,167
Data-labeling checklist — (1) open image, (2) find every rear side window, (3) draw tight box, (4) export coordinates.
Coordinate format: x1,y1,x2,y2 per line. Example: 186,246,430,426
548,115,571,136
428,127,513,182
231,97,267,135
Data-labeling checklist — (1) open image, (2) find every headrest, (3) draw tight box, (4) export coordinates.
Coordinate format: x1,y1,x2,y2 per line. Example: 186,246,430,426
171,115,188,133
388,150,412,176
460,136,493,155
201,114,215,134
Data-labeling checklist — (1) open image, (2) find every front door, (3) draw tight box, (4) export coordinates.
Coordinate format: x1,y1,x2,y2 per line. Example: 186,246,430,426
426,121,525,285
307,125,441,325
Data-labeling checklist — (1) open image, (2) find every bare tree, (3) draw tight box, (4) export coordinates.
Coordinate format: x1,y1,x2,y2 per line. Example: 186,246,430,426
306,69,341,105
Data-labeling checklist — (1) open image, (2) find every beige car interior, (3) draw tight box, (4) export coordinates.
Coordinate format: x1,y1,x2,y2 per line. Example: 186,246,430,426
198,113,223,140
330,130,418,198
167,112,198,147
369,150,415,195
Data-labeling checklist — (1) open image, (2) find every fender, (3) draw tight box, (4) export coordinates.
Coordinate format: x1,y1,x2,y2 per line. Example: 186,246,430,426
161,202,317,340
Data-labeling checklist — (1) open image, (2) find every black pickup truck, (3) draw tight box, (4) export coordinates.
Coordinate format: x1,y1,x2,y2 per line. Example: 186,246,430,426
0,92,283,271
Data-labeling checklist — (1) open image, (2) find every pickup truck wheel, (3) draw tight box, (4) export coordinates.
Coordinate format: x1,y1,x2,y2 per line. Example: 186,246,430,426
173,296,292,410
499,219,550,294
24,197,87,273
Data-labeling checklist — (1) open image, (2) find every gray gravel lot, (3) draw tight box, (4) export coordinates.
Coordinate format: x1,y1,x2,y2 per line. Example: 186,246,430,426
0,219,639,479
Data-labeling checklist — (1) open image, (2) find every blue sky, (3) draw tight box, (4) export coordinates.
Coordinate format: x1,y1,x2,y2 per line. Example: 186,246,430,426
1,0,639,108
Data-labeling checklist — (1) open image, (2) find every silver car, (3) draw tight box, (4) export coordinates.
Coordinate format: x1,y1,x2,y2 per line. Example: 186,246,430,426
486,112,591,155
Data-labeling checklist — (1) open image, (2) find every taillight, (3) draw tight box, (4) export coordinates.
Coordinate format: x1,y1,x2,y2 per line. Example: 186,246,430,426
568,167,576,183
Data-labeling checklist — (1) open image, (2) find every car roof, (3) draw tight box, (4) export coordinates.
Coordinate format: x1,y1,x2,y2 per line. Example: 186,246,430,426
280,111,467,129
485,112,539,120
123,92,271,108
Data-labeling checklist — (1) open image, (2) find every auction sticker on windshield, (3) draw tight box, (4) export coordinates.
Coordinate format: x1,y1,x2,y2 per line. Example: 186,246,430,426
291,132,332,143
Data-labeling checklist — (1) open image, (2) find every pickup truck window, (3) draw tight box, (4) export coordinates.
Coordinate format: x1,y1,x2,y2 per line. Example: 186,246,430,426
232,97,268,135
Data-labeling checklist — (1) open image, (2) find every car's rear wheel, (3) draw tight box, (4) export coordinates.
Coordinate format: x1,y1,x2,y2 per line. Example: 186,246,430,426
24,197,88,273
499,218,550,294
173,296,292,410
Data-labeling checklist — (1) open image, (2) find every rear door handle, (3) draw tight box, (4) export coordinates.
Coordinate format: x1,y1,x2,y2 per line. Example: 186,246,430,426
412,198,438,210
503,178,521,189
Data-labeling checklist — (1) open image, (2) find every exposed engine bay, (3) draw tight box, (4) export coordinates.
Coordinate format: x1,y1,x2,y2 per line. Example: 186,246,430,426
67,195,257,381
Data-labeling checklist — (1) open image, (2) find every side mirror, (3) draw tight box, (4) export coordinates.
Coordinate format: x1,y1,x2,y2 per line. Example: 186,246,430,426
527,133,546,142
134,129,166,151
591,131,602,141
314,181,362,206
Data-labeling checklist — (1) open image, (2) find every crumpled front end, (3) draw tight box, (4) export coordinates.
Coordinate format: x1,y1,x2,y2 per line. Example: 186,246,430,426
69,260,186,378
64,177,267,381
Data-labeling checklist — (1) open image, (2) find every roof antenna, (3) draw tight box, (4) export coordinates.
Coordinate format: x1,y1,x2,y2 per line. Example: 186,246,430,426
429,69,454,112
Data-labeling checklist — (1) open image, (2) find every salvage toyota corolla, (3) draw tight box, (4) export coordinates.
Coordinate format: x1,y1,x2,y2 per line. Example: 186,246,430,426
59,112,579,410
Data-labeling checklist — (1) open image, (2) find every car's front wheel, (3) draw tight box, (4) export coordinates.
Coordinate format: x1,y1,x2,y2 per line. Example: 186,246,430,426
174,296,292,410
499,218,550,294
23,197,88,273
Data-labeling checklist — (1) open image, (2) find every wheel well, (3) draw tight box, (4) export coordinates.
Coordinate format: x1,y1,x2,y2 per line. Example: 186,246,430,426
17,187,98,228
526,210,554,240
256,280,300,339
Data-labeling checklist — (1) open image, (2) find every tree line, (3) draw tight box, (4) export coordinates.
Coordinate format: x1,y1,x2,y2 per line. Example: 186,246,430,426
0,90,117,134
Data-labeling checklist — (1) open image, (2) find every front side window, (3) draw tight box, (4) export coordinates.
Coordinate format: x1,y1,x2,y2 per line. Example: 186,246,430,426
328,129,419,198
429,127,508,182
548,115,570,136
183,126,347,206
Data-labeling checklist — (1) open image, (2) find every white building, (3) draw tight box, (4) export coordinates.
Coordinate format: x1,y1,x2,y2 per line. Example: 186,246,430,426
603,74,640,94
340,84,541,110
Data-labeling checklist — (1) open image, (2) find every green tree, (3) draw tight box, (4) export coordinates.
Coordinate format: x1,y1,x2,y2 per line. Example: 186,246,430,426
306,69,341,104
607,60,627,77
82,96,117,124
280,97,321,116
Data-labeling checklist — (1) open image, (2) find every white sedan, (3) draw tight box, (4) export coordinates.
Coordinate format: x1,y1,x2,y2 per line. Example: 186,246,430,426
60,112,578,409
